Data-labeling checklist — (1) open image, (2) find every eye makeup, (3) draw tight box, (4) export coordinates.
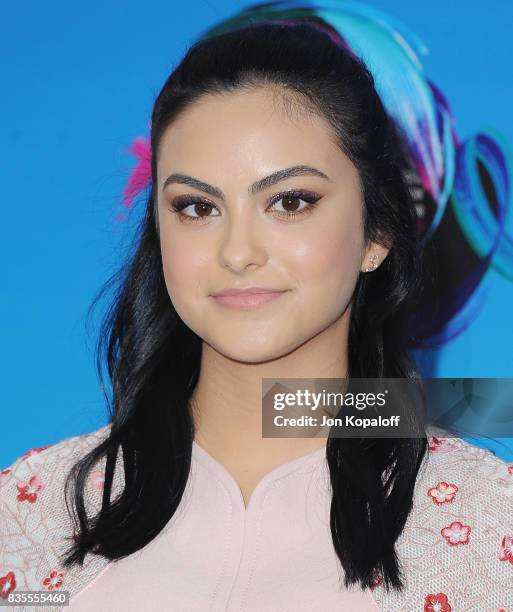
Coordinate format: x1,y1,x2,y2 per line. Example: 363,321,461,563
168,189,322,224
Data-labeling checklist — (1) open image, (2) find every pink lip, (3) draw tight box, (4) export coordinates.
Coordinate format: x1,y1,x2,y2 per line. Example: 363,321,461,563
211,289,287,310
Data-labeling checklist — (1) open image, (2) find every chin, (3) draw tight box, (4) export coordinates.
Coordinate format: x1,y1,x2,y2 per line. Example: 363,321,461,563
207,338,294,365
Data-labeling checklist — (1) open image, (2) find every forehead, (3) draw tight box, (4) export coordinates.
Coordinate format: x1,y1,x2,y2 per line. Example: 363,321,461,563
156,87,352,184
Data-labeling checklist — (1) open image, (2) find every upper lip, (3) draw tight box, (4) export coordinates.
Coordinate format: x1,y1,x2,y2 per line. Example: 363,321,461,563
211,286,286,297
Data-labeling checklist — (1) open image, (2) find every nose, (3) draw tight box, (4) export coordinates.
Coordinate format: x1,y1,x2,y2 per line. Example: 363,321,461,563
217,209,268,273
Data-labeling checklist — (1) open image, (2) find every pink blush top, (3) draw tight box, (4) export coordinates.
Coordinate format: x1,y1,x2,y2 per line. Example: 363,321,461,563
1,423,512,611
69,440,379,611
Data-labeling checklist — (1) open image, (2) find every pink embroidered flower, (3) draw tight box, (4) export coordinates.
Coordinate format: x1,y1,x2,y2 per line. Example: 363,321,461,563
16,475,44,503
0,468,11,477
428,437,459,453
88,469,105,491
441,520,471,545
20,445,53,461
0,571,16,599
499,535,513,565
507,465,513,475
42,569,65,590
424,592,452,611
427,481,458,505
370,574,383,591
428,436,441,450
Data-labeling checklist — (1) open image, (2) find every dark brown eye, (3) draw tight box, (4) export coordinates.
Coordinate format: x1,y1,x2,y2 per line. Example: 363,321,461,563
169,198,221,223
279,195,303,212
192,202,214,217
270,192,316,215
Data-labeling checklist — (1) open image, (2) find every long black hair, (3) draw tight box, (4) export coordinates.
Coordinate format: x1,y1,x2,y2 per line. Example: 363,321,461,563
61,14,428,594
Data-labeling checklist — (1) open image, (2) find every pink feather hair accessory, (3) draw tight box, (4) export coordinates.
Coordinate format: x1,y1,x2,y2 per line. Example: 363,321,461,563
122,136,152,208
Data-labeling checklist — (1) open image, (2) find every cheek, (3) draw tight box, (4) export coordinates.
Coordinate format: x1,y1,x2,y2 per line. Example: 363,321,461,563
285,220,363,298
160,234,209,303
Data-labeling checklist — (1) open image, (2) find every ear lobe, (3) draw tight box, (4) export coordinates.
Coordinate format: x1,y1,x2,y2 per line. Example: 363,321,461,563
363,252,380,272
361,242,391,272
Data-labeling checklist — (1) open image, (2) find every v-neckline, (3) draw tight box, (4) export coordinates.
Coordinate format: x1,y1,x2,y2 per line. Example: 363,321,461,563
191,440,327,512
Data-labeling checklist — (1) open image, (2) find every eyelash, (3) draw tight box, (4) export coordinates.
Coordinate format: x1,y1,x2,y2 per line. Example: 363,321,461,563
168,189,322,224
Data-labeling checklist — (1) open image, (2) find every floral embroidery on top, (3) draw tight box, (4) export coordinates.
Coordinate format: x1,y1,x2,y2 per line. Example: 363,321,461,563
42,569,65,590
20,445,53,461
427,481,459,505
370,573,383,591
88,470,105,491
424,592,452,611
0,571,16,599
499,535,513,565
16,475,44,503
428,437,460,453
441,521,471,545
1,425,512,609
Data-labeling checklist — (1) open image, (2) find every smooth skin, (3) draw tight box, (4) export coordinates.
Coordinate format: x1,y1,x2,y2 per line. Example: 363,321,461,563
156,86,390,507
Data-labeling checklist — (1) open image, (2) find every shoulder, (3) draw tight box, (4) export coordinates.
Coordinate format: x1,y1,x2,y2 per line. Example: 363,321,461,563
0,424,113,599
418,427,513,517
1,424,111,477
0,424,112,509
372,428,513,611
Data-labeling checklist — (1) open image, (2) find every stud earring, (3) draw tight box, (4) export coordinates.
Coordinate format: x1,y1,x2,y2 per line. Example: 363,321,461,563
364,253,379,272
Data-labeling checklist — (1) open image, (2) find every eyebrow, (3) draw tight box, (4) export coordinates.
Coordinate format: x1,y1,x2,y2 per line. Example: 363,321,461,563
161,165,332,199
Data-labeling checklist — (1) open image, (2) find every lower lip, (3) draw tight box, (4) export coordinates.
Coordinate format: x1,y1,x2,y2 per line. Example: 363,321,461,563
211,291,287,309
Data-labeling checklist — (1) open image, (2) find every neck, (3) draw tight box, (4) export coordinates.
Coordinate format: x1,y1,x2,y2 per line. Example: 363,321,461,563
190,311,349,461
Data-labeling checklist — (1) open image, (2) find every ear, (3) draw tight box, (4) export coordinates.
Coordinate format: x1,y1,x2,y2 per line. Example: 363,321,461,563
360,241,391,273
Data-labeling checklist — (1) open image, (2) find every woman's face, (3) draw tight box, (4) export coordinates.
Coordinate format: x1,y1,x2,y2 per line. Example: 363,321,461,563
156,86,374,363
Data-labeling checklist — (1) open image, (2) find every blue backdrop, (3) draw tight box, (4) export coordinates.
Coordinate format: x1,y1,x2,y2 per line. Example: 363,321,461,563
2,0,513,466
